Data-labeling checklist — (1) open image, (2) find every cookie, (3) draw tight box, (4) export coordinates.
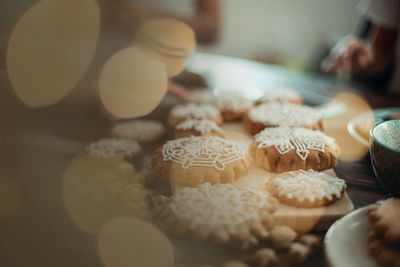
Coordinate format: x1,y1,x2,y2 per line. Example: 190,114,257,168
152,136,250,188
368,198,400,244
154,182,279,248
174,119,224,138
62,153,153,234
256,87,302,105
110,119,165,143
265,170,346,207
85,138,142,162
244,103,325,135
168,103,223,126
367,231,400,266
185,89,216,104
216,92,254,121
250,127,340,172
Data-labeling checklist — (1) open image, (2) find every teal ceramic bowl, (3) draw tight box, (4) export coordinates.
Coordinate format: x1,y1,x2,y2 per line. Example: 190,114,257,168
370,119,400,196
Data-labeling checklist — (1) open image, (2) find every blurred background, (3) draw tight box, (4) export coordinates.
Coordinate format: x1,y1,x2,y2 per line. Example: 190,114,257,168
0,0,361,73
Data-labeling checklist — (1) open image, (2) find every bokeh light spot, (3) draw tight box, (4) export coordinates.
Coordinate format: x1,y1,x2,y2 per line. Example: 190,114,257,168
99,46,167,119
7,0,100,107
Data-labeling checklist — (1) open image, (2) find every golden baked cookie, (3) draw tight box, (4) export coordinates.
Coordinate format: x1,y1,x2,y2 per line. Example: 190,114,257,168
368,198,400,244
250,127,340,172
256,87,302,105
174,119,225,138
367,231,400,266
110,119,165,143
168,103,222,126
85,138,142,162
244,103,325,135
216,92,254,121
154,182,279,249
266,170,346,208
152,136,250,187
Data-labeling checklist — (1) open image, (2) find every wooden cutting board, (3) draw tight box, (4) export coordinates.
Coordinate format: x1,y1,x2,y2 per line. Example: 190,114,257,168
172,122,354,233
226,122,354,233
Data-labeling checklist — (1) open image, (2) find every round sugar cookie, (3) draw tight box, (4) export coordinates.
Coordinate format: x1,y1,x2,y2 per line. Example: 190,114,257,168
216,92,254,121
99,47,167,119
98,217,174,267
174,119,224,138
111,120,165,143
154,183,279,248
168,103,222,126
62,153,152,234
368,198,400,244
152,136,250,187
266,170,346,208
244,102,325,135
256,88,302,105
250,126,340,172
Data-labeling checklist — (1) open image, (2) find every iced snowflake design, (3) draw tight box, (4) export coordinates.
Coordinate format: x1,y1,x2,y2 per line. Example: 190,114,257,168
162,136,247,170
254,127,335,160
170,183,275,226
176,119,223,134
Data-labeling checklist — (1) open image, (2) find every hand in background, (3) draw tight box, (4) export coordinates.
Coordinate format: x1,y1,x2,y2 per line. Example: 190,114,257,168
322,36,374,75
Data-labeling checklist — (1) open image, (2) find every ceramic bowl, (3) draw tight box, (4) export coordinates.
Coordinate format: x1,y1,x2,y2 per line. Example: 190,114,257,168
370,119,400,196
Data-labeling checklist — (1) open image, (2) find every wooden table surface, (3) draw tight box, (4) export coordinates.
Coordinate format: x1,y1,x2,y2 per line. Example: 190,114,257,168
0,52,399,266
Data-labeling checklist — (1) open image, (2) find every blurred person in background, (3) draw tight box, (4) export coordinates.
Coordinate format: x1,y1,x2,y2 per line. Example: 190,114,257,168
322,0,399,94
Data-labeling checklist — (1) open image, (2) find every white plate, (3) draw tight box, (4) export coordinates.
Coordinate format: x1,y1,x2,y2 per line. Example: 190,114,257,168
325,205,377,267
347,107,400,147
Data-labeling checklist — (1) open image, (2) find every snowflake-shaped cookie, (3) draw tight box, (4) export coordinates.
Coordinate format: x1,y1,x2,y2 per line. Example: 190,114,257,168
254,127,335,160
155,183,279,247
162,136,246,170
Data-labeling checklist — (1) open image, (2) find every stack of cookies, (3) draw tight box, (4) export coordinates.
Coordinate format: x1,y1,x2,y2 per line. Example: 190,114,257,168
367,198,400,266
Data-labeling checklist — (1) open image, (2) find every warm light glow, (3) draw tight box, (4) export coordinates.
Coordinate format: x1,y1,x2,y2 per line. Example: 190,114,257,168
97,217,174,267
0,176,23,217
6,0,100,107
62,152,152,234
325,91,372,162
135,18,196,77
99,46,167,119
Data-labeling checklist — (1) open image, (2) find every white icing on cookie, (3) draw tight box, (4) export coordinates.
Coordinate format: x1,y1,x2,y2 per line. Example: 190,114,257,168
216,92,253,112
258,87,301,103
248,103,321,127
176,119,223,134
268,170,346,202
86,138,141,159
254,127,336,160
170,103,220,119
111,120,165,143
170,183,277,227
186,89,216,104
162,136,247,170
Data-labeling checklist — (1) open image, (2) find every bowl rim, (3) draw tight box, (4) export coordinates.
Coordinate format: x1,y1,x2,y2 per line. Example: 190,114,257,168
370,118,400,153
